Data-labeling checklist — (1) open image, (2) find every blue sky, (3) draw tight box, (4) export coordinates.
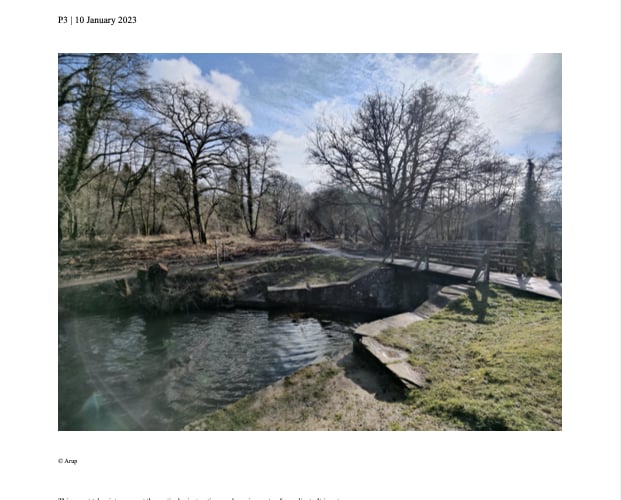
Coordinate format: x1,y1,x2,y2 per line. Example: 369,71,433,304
145,53,561,189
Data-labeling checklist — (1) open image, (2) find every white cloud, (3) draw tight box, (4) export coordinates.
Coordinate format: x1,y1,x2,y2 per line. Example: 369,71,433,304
238,59,254,76
149,56,201,85
148,56,253,126
366,53,477,95
151,54,560,167
305,97,357,130
271,130,326,191
351,53,561,152
471,53,561,149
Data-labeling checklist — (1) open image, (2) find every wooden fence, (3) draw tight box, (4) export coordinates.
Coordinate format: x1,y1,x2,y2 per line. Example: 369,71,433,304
395,240,529,276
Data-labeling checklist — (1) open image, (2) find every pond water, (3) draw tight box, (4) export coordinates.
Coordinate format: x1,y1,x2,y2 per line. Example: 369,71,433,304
58,308,362,430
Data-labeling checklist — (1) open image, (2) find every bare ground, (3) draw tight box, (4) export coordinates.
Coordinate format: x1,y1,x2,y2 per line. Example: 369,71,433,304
58,234,309,284
185,350,453,431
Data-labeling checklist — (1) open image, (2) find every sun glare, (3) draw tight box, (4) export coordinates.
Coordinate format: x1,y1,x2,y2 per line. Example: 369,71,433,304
476,54,534,85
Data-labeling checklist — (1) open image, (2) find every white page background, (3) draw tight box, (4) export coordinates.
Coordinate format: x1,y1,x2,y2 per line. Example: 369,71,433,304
2,1,620,499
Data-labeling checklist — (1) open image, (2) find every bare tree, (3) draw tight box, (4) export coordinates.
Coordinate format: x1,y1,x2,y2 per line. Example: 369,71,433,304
428,156,521,241
227,134,278,238
264,171,304,230
309,85,491,251
110,154,155,236
307,186,366,241
162,167,196,242
58,53,149,246
149,82,242,244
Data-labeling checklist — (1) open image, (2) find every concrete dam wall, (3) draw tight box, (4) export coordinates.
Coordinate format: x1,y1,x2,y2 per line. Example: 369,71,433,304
266,265,438,315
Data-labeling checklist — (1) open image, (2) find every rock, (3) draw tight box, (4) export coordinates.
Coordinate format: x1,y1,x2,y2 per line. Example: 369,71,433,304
137,265,148,284
148,262,168,281
114,278,131,297
386,362,427,388
137,262,169,295
360,337,409,364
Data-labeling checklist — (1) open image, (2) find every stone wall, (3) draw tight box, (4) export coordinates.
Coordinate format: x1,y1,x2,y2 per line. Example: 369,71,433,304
266,266,434,314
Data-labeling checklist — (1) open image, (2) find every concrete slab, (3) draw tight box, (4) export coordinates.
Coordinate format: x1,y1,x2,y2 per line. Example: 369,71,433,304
486,270,562,299
360,337,409,364
386,362,427,388
414,284,472,318
411,302,441,319
354,312,424,337
354,284,472,337
353,284,470,391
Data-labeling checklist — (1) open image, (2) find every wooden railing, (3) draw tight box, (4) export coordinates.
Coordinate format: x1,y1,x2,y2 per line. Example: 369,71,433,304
394,240,528,276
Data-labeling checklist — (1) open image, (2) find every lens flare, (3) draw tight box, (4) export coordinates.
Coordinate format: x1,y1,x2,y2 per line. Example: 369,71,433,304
476,54,534,85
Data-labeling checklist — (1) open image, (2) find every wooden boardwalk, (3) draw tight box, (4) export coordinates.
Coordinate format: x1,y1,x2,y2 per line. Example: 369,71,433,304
305,243,562,300
59,242,562,301
391,258,562,300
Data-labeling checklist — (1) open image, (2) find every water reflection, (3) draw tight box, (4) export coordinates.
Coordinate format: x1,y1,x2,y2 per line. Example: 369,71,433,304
59,309,358,431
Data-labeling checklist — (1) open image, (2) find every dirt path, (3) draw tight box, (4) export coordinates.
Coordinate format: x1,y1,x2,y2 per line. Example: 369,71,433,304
58,237,321,289
58,256,283,289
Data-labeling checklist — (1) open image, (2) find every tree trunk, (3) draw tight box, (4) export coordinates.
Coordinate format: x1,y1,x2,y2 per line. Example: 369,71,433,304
58,204,65,251
191,168,206,244
245,162,256,238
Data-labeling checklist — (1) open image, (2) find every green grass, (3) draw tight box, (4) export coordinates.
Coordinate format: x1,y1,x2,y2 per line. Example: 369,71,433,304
183,278,561,431
184,364,341,431
378,286,562,430
249,255,373,287
185,394,263,431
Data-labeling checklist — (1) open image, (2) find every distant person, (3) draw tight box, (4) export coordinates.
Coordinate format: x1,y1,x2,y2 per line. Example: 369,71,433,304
303,230,311,242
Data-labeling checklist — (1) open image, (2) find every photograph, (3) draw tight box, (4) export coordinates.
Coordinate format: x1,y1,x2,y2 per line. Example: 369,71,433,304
3,2,619,499
58,53,562,431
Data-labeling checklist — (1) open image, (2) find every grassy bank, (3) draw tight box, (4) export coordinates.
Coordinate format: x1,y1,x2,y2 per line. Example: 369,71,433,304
379,286,561,430
245,254,372,287
58,235,307,282
195,254,375,304
59,254,375,314
186,285,561,431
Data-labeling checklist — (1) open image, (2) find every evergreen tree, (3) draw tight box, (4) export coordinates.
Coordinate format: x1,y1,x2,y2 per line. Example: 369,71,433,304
58,53,149,246
519,159,539,274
